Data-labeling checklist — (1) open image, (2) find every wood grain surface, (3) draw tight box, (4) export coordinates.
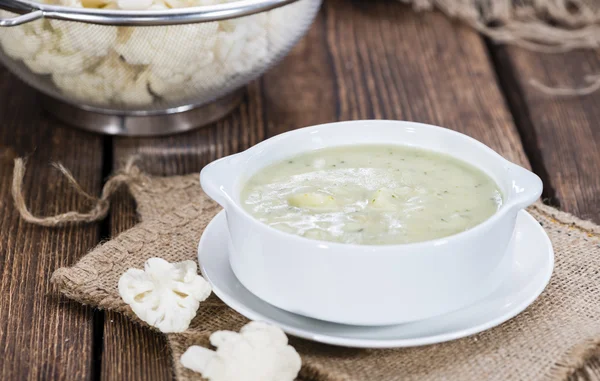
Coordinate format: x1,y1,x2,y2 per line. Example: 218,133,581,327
491,46,600,223
100,186,172,381
0,70,102,380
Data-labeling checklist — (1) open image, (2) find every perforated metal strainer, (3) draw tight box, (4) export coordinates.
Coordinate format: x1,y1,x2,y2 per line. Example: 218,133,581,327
0,0,322,135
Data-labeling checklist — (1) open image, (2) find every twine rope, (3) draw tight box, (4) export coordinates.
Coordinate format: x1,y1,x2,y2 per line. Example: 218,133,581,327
11,157,142,227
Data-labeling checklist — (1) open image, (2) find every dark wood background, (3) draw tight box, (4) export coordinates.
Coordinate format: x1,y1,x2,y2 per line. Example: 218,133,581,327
0,0,599,379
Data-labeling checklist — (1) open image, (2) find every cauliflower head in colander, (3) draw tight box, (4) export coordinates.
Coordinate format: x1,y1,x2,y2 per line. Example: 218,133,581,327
0,0,316,107
0,15,116,75
53,52,153,105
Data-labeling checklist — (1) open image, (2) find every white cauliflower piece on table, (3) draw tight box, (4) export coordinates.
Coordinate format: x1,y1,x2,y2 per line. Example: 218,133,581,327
118,258,212,333
180,321,301,381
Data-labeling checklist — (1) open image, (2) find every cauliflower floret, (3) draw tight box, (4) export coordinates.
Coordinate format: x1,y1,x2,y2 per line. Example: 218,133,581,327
180,321,301,381
1,29,42,61
58,0,86,7
303,228,334,241
161,62,230,104
186,63,228,94
52,21,117,57
53,53,150,105
117,0,153,9
268,0,315,44
0,0,315,108
230,34,267,74
118,258,212,333
165,0,224,7
119,69,154,106
116,23,218,67
216,14,268,75
115,23,218,102
25,49,95,75
13,20,115,75
113,27,155,65
53,72,110,104
287,191,337,210
148,51,215,101
0,16,52,61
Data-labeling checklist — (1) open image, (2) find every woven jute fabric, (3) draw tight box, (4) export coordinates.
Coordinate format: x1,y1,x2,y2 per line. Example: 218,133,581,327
400,0,600,96
50,168,600,381
402,0,600,52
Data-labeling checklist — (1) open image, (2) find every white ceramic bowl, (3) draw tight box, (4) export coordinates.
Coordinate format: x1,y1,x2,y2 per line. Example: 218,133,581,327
200,120,543,326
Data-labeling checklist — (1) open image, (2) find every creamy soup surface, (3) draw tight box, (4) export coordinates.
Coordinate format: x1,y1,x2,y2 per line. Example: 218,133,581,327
241,145,503,245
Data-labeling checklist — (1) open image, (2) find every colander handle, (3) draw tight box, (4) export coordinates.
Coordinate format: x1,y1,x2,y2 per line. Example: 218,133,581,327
0,0,303,26
0,9,42,26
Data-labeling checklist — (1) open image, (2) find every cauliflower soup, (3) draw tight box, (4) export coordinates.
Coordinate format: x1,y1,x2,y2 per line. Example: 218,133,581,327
241,145,503,245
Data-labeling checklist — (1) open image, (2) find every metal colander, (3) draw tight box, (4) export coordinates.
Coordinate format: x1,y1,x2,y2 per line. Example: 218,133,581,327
0,0,322,135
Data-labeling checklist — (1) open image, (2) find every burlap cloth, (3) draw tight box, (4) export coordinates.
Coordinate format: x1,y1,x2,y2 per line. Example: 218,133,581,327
403,0,600,52
48,167,600,381
400,0,600,96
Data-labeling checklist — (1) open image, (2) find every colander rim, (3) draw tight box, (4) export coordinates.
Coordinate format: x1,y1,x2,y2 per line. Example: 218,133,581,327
0,0,303,26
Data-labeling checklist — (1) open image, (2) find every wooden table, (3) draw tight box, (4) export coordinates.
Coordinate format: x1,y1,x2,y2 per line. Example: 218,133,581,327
1,0,599,379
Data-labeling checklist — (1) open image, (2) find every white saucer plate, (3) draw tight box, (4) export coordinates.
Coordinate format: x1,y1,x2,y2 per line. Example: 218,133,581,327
198,210,554,348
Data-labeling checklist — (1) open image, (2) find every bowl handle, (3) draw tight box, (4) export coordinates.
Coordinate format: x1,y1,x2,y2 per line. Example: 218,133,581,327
200,157,238,208
508,164,543,209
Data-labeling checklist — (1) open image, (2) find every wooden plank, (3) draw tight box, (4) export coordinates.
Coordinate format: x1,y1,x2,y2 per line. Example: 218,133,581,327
0,70,102,380
491,46,600,223
101,186,172,381
103,311,172,380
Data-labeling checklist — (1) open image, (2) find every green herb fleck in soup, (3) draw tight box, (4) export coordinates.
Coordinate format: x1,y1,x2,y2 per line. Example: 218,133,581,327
241,145,503,245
